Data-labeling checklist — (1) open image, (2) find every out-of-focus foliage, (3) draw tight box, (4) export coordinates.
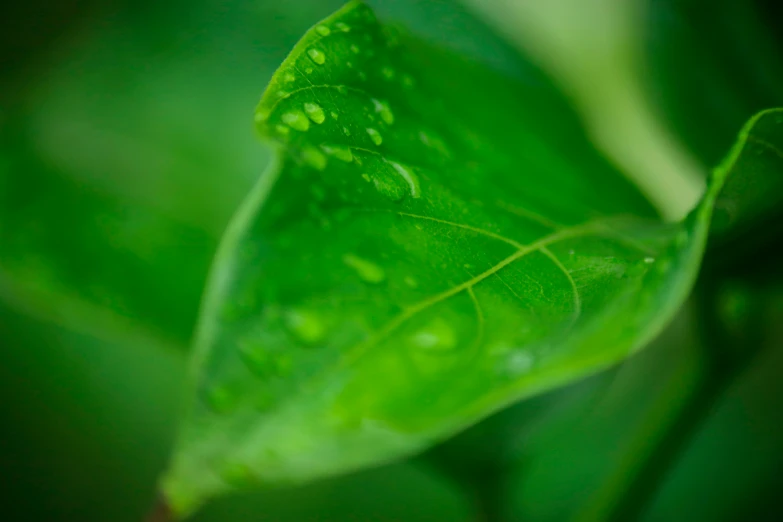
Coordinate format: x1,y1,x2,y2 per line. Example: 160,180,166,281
0,0,782,521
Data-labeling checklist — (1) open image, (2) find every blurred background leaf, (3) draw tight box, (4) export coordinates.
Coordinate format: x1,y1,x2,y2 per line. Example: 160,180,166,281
1,0,782,520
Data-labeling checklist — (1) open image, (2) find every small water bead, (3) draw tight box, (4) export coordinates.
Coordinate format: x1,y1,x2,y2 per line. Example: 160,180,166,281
412,318,456,351
315,24,331,36
276,90,290,98
307,48,326,65
387,160,420,198
304,102,326,124
321,144,353,163
283,309,325,344
283,72,296,83
275,124,290,136
336,85,348,95
506,351,535,376
364,172,405,201
350,44,361,54
282,111,310,131
372,98,394,125
366,127,383,145
302,146,327,170
330,110,339,120
644,257,655,264
381,66,395,80
346,61,354,68
342,126,352,136
335,22,351,32
404,276,419,288
305,67,314,74
343,253,386,284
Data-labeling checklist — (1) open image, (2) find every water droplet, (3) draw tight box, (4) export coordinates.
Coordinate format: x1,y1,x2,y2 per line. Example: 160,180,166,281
283,309,325,344
381,66,395,80
304,102,325,124
506,351,534,376
315,24,331,36
335,22,351,32
282,111,310,132
365,172,405,201
366,127,383,145
283,72,296,83
321,144,353,162
336,85,348,95
343,253,386,283
346,61,354,68
644,257,655,264
205,386,238,414
275,124,290,136
350,44,361,54
342,126,352,136
412,318,456,351
276,90,290,98
301,146,327,170
305,67,314,74
307,48,326,65
372,99,394,125
404,276,418,288
330,110,339,120
387,160,420,198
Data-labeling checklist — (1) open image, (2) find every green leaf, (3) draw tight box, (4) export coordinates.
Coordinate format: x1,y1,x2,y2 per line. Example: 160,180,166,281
162,1,756,514
709,108,783,243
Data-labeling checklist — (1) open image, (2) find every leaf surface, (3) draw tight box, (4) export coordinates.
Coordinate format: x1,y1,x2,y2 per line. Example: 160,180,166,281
163,1,745,514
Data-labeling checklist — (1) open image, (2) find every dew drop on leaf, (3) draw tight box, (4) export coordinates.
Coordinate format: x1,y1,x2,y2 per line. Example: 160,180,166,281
350,44,360,54
320,144,353,162
386,160,420,198
274,124,290,136
366,127,383,145
304,102,326,124
644,257,655,264
372,98,394,125
342,126,351,136
315,24,331,36
283,309,325,344
301,146,327,170
307,48,326,65
342,253,386,284
505,351,535,376
335,21,350,32
283,72,296,83
282,111,310,132
381,66,395,80
404,276,418,288
411,317,456,351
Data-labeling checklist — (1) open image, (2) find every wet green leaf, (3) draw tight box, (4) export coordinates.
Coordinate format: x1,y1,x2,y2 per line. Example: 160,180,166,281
162,2,770,514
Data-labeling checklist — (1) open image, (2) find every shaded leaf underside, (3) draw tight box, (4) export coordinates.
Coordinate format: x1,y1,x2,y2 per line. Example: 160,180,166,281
161,2,767,515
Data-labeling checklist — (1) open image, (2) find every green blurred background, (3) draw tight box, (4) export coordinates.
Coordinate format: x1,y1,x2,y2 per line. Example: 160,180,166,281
1,0,782,521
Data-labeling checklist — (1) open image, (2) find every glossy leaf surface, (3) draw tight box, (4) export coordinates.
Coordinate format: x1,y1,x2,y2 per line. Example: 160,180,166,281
163,1,748,514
